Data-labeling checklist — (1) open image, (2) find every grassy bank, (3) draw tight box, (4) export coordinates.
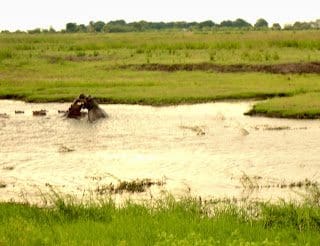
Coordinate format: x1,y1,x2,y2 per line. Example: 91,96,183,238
2,72,320,105
1,31,320,117
1,195,320,245
246,92,320,119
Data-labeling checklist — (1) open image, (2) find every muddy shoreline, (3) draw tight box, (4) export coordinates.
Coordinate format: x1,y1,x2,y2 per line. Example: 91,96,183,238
121,61,320,74
1,97,319,120
245,109,320,119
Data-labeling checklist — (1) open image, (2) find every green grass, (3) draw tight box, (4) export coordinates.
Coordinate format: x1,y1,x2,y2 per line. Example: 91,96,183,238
247,92,320,118
1,71,320,105
1,31,320,117
1,31,320,65
1,194,320,245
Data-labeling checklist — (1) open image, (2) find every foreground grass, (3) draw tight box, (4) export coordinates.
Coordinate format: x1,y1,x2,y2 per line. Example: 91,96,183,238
1,195,320,245
1,31,320,117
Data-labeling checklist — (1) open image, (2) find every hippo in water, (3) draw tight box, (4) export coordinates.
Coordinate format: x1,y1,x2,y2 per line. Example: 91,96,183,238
66,94,107,122
66,94,86,119
83,95,108,122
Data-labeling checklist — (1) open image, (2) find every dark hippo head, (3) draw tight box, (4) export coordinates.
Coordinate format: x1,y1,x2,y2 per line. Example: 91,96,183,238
83,95,99,110
66,94,107,121
66,94,87,118
83,96,107,122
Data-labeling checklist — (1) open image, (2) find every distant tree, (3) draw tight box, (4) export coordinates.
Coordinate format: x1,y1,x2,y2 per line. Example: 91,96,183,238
198,20,216,29
87,21,95,32
49,26,56,33
104,23,134,33
131,21,149,31
66,23,78,33
172,21,188,29
93,21,105,32
147,22,158,29
108,20,126,26
219,19,251,28
293,21,311,30
77,24,87,32
28,28,41,34
46,18,320,34
148,22,166,30
104,20,135,32
187,22,198,28
220,20,234,28
271,23,281,30
283,24,293,30
254,18,269,29
233,18,252,28
1,30,10,33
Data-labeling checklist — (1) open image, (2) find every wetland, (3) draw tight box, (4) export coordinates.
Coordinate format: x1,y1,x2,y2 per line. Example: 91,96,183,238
1,30,320,244
1,100,320,203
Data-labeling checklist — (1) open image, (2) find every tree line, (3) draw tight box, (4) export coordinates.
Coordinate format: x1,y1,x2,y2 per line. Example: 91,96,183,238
2,18,320,34
63,19,320,33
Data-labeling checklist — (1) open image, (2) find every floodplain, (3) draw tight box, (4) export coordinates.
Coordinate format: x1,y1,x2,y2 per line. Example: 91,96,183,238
1,30,320,244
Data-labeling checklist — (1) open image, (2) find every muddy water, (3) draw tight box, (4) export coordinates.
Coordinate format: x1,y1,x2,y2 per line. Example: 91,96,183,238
1,100,320,203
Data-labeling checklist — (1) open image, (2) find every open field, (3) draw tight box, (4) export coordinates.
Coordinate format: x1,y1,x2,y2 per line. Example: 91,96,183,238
1,31,320,117
1,193,320,245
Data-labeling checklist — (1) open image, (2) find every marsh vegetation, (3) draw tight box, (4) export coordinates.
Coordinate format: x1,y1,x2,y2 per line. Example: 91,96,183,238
1,186,320,245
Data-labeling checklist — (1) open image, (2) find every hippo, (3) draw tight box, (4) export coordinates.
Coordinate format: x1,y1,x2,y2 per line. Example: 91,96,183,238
83,96,108,122
65,94,107,122
66,94,86,119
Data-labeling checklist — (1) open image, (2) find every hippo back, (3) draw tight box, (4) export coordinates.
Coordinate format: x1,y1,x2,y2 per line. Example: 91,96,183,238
88,106,107,122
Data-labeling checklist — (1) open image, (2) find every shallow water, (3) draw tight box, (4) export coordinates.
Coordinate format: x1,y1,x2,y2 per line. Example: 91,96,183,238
1,100,320,203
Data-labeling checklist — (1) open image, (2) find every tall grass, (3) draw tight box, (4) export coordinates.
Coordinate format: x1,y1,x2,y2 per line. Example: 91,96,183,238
1,190,320,245
0,49,14,61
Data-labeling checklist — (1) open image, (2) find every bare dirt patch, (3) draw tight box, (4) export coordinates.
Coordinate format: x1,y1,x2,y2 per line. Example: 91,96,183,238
45,55,102,63
121,62,320,74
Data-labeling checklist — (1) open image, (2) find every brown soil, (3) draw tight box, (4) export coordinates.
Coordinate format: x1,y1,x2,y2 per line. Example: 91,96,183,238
121,62,320,74
244,109,320,119
45,55,102,63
